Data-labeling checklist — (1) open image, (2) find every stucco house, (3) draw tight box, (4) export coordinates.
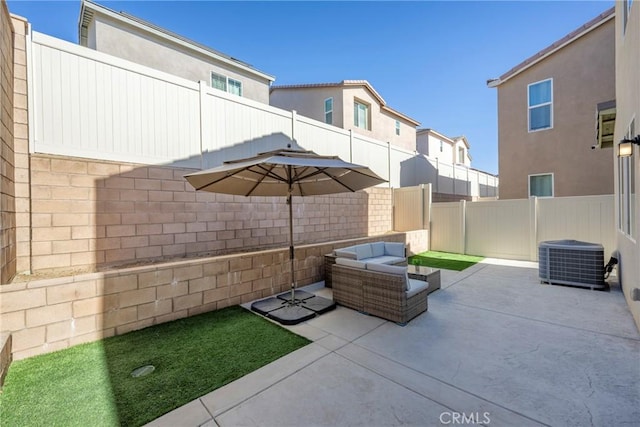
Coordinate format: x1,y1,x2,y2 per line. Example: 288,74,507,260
269,80,420,152
416,128,472,167
488,7,615,199
610,0,639,331
78,0,274,103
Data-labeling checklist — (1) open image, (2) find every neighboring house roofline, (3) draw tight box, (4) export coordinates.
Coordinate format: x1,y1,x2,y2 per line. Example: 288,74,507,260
486,7,614,87
416,128,455,144
271,80,421,126
78,0,275,82
452,135,470,149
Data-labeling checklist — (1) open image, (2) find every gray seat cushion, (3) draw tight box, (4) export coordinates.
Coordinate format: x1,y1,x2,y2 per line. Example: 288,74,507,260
364,255,405,265
407,278,429,298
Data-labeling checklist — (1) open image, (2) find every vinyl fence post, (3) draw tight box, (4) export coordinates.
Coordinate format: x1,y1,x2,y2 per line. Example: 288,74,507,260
530,196,538,261
198,80,206,169
460,199,467,255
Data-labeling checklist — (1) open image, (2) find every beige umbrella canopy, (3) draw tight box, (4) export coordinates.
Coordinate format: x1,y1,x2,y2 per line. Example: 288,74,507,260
184,148,386,323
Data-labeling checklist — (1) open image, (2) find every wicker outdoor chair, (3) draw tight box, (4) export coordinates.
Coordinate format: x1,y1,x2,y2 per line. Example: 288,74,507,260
331,262,428,325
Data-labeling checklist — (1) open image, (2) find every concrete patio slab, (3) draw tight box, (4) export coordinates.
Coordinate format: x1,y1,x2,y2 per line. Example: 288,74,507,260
147,259,640,427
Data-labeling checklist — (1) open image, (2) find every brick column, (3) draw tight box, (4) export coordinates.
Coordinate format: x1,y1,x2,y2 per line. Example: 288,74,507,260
11,14,30,275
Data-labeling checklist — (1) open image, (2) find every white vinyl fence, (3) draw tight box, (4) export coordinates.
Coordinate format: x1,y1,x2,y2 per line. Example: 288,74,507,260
29,31,498,195
430,195,615,261
393,184,432,232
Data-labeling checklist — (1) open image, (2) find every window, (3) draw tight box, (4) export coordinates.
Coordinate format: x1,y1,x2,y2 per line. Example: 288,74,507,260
618,119,636,238
211,72,227,91
529,173,553,197
395,120,400,136
440,140,443,152
324,98,333,124
211,72,242,96
354,100,369,130
528,79,553,131
228,78,242,96
458,147,465,163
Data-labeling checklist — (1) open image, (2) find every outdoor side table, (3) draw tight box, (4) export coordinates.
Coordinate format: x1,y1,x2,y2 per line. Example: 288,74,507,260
407,265,441,294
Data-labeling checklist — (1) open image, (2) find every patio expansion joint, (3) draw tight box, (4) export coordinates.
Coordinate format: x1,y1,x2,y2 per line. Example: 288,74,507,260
338,342,551,427
210,348,335,420
446,300,640,343
441,263,491,290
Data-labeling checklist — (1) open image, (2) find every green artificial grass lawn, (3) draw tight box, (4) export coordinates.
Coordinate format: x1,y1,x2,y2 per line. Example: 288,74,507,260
409,251,483,271
0,306,310,427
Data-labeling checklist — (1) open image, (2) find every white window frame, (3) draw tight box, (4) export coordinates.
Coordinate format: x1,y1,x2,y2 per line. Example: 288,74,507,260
618,117,636,239
211,72,242,97
528,173,554,198
324,97,333,124
440,140,443,152
458,147,465,163
395,120,400,136
354,99,370,130
527,78,553,132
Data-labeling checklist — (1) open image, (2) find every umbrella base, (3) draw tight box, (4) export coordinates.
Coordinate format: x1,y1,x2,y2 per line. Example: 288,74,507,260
276,290,315,303
266,304,316,325
299,295,336,315
251,295,336,325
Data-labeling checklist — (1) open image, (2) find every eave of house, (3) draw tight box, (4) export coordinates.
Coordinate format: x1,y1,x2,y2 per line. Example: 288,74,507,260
78,0,275,82
271,80,421,126
416,128,455,145
487,7,614,87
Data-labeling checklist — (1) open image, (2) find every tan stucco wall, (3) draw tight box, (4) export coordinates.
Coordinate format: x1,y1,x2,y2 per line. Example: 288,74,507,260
614,1,640,331
342,86,417,152
87,15,271,104
270,86,417,152
497,18,616,199
270,87,345,129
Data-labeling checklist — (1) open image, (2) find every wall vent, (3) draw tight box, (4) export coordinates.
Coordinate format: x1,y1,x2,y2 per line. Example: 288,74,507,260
539,240,605,290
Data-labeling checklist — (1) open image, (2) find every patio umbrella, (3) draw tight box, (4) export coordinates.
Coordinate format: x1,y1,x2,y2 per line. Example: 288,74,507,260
184,148,386,323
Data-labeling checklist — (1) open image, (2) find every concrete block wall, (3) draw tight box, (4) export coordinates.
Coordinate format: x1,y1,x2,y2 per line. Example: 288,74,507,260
0,233,410,360
0,2,15,284
22,154,394,275
11,14,30,277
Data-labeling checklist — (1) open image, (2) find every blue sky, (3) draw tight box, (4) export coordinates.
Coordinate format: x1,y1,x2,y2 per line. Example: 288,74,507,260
7,0,614,174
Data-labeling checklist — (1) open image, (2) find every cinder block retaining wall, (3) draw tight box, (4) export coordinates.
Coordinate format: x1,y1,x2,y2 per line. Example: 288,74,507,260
23,153,393,275
0,232,430,361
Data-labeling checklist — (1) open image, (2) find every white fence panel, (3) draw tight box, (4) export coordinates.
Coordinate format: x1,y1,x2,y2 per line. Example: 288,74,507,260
537,195,615,258
202,89,293,168
351,135,389,184
465,199,533,260
430,202,464,254
454,165,470,195
429,196,614,261
393,184,431,232
30,31,498,196
295,115,351,159
389,146,416,189
32,33,201,167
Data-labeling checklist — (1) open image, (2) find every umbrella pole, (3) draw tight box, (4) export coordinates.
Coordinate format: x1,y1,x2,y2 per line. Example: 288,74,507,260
287,193,296,304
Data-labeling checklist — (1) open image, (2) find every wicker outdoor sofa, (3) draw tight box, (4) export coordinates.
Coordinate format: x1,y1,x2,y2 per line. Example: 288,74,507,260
331,260,429,325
